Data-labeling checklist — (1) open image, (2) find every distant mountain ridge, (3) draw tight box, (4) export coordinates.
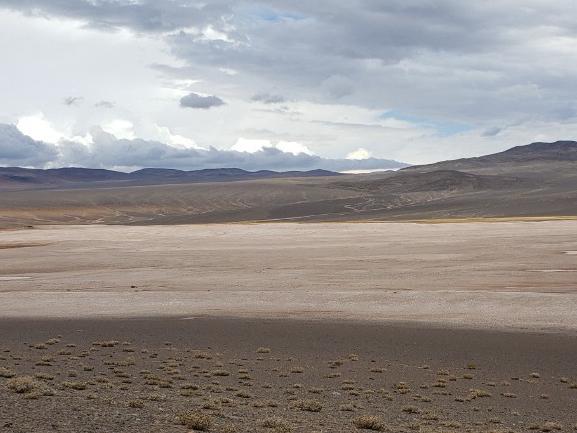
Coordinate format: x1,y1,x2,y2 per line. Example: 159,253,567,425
0,166,341,189
405,140,577,172
3,140,577,227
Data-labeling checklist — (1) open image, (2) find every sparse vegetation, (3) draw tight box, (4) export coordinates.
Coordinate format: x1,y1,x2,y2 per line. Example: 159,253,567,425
0,367,16,378
128,399,145,408
353,415,386,431
261,417,292,432
292,399,322,412
6,376,38,394
178,411,212,431
0,317,573,433
62,381,87,390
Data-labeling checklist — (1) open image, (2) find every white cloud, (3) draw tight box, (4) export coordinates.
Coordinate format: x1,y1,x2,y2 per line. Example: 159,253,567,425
17,113,66,144
231,138,271,153
346,148,372,160
276,141,314,156
152,125,202,150
102,120,136,140
232,138,314,156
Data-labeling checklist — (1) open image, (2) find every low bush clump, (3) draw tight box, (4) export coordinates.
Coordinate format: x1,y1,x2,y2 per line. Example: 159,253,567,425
178,411,212,431
353,415,386,431
291,399,322,412
7,376,38,394
0,367,16,378
261,417,291,432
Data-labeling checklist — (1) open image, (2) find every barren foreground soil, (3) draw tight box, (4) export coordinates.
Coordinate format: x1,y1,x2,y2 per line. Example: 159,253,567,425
1,318,577,433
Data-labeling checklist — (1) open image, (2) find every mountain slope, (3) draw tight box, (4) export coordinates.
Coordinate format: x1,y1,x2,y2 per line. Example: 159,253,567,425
2,140,577,227
404,140,577,174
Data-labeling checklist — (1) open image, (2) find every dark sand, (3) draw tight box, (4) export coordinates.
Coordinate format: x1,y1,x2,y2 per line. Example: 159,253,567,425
1,317,576,433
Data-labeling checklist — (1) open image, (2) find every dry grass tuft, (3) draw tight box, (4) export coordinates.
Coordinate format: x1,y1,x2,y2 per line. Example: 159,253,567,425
540,422,563,432
353,415,386,431
256,347,271,354
291,399,322,412
0,367,16,378
178,411,212,431
469,388,492,398
261,417,292,432
401,405,421,414
6,376,38,394
128,399,145,408
62,381,87,390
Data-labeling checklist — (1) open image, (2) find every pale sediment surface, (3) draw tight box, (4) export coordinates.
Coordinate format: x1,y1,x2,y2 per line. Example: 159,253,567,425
1,221,577,331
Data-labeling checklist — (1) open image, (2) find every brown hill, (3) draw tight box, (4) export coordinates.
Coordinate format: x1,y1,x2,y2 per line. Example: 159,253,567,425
2,140,577,227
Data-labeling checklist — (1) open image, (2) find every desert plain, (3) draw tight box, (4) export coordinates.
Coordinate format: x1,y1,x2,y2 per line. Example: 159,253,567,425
1,221,577,433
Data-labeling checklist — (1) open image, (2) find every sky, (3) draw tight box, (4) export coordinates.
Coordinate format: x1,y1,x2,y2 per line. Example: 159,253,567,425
1,0,577,171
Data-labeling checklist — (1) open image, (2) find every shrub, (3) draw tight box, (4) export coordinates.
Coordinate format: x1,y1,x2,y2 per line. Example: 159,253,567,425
401,405,421,414
292,399,322,412
62,381,87,390
261,417,291,432
128,399,144,408
0,367,16,378
353,415,386,431
178,411,212,431
7,376,38,394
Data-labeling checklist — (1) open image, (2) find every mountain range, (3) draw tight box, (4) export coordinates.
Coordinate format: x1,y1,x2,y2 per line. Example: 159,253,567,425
0,166,340,190
2,140,577,227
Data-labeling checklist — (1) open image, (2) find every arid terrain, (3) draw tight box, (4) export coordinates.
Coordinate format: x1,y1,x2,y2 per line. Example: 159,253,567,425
3,141,577,228
1,221,577,431
2,142,577,431
4,0,577,430
1,222,577,329
1,317,577,433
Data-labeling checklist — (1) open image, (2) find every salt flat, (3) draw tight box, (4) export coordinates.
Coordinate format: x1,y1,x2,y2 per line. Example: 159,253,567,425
1,221,577,331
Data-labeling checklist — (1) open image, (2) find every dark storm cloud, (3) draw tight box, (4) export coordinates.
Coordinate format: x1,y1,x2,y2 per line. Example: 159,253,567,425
0,124,58,166
180,93,226,109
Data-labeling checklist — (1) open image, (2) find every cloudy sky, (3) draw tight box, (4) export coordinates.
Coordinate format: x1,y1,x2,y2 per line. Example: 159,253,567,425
1,0,577,171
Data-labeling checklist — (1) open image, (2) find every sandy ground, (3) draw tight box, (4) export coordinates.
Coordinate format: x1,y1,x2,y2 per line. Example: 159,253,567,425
1,221,577,332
